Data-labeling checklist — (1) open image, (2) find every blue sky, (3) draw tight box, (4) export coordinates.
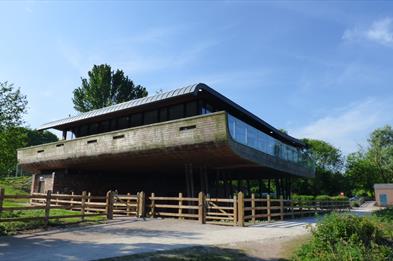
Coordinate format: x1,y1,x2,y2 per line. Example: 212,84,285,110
1,1,392,154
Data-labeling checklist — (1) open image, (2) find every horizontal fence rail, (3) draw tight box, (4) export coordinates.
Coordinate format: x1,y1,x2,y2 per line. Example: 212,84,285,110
0,188,351,230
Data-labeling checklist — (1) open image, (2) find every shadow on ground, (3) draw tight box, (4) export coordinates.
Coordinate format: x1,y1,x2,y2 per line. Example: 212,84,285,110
96,245,290,261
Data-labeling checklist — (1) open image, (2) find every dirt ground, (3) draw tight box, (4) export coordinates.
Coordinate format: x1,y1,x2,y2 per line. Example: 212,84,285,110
0,217,315,261
102,235,311,261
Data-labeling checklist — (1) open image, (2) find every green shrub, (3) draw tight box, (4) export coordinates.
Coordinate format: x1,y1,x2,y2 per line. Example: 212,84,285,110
351,201,360,208
373,207,393,222
330,195,348,201
315,195,331,201
292,195,315,201
292,213,392,261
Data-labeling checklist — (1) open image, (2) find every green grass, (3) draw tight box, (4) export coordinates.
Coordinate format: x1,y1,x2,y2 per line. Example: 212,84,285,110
0,176,31,195
0,176,106,236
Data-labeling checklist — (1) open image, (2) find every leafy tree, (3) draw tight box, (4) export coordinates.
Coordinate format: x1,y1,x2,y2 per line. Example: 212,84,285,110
24,129,58,146
0,126,57,176
0,127,27,176
292,139,348,196
303,138,343,172
368,125,393,183
72,64,148,112
345,125,393,196
346,151,379,196
0,82,28,129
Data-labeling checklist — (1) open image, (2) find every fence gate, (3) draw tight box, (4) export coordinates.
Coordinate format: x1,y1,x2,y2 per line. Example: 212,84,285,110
206,197,237,226
112,192,140,217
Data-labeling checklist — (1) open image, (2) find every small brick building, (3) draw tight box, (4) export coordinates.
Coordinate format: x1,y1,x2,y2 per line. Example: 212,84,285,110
18,83,315,198
374,184,393,206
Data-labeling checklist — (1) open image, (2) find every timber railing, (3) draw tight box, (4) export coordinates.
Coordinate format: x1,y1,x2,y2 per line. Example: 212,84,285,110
0,188,108,227
0,188,350,229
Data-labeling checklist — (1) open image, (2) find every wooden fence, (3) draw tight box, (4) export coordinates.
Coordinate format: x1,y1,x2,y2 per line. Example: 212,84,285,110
0,188,350,228
0,188,108,226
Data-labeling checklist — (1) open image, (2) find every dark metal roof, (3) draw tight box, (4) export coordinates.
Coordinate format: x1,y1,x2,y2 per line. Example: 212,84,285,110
38,84,199,130
38,83,305,147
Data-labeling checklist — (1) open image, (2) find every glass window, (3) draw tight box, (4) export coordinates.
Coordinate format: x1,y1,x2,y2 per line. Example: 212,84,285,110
144,110,158,125
227,114,314,170
168,104,184,120
118,116,129,129
80,125,88,136
159,108,168,122
202,103,214,114
185,101,198,117
130,113,142,127
100,121,110,133
89,123,99,135
110,119,118,131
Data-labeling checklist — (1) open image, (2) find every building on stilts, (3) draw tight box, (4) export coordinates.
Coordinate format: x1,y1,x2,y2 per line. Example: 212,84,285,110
18,83,315,198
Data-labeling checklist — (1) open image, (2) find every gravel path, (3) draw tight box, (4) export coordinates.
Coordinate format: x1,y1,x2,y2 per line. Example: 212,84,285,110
0,217,316,261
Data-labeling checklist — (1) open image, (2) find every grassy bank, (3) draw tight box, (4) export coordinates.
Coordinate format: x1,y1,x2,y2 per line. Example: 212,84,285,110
0,176,105,236
292,209,393,261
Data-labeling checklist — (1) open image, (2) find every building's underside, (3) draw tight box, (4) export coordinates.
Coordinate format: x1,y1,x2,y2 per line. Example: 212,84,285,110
18,84,315,198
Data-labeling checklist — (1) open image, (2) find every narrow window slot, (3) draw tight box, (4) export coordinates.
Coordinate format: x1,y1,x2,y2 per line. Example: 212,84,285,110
56,143,64,147
37,150,44,153
87,139,97,144
113,134,125,140
179,125,196,131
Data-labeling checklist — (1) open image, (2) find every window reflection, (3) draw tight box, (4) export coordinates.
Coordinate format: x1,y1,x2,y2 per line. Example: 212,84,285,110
227,114,314,170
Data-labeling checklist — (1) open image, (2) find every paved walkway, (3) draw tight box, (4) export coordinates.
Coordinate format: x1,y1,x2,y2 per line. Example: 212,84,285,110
0,217,316,261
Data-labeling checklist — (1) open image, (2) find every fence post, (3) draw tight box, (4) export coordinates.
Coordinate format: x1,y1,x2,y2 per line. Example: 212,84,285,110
138,191,145,218
178,192,183,220
44,190,52,228
106,190,114,220
267,194,271,222
280,195,284,221
81,191,87,222
56,191,59,206
70,191,74,209
233,194,237,226
136,192,140,217
237,191,244,227
126,193,131,216
0,188,4,216
87,192,91,213
198,192,206,224
150,192,155,218
251,193,256,224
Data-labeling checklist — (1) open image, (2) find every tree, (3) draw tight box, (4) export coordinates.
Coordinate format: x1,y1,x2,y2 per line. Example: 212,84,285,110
292,139,348,196
0,127,27,176
0,82,28,129
72,64,148,112
367,125,393,183
346,151,379,197
344,125,393,196
24,129,58,146
303,139,344,172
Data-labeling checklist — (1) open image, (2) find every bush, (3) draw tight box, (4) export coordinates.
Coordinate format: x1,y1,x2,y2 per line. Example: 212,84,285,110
373,207,393,223
292,195,315,201
293,213,392,261
331,195,349,201
315,195,331,201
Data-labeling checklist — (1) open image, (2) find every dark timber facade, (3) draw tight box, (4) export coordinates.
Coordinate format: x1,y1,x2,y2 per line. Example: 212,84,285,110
18,83,315,198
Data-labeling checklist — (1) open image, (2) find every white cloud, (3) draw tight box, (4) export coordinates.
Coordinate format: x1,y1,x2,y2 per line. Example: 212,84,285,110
343,17,393,47
291,98,393,154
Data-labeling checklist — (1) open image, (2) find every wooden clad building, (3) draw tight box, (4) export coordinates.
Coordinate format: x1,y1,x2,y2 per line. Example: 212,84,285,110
18,83,315,198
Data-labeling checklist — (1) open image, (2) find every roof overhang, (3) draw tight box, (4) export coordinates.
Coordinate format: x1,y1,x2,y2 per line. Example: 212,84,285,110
38,83,306,147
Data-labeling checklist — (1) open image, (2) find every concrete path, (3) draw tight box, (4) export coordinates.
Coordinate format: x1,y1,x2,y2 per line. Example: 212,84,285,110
0,217,316,261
